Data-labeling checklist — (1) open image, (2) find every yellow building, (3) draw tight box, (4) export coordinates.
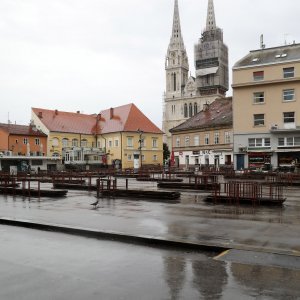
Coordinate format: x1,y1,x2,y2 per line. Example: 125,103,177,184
232,43,300,170
96,104,163,169
31,104,163,170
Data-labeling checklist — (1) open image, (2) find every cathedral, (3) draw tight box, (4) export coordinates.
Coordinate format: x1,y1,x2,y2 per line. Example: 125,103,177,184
163,0,229,149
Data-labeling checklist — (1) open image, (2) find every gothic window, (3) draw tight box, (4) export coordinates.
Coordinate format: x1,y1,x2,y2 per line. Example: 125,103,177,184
194,103,198,115
173,73,176,92
206,75,209,84
184,104,188,118
189,103,193,117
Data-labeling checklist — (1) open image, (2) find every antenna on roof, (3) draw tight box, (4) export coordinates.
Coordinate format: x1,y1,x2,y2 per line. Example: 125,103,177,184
284,33,289,45
260,34,265,49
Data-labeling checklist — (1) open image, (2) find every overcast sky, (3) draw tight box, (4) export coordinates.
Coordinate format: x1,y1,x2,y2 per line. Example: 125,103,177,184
0,0,299,128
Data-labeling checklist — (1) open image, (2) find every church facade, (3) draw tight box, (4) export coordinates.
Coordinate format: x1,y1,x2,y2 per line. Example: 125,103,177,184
163,0,229,150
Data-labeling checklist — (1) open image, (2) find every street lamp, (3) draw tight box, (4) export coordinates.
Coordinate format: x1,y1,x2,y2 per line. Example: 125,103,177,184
137,128,144,169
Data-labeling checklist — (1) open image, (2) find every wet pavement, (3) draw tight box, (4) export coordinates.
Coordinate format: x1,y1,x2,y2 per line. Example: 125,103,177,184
0,178,299,256
0,225,299,300
1,178,300,299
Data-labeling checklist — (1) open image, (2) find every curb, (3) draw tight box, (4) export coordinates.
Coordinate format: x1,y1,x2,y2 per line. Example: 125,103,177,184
0,217,227,253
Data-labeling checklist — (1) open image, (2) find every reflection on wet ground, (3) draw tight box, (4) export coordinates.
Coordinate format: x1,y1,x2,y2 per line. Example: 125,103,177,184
0,177,300,299
0,178,299,254
0,225,299,300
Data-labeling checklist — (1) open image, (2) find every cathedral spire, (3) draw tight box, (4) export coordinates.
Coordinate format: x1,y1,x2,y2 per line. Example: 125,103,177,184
206,0,217,31
169,0,185,50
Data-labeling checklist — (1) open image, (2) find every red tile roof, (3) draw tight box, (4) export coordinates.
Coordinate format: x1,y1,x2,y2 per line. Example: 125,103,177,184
99,103,163,134
170,98,232,133
0,123,47,137
32,103,162,135
32,108,99,135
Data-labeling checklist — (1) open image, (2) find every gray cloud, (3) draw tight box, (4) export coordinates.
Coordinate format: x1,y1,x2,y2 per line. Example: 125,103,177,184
0,0,299,128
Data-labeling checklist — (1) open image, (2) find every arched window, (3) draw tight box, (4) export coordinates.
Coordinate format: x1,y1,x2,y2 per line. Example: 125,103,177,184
81,139,88,147
72,139,79,147
189,103,193,117
194,103,198,115
62,138,69,148
52,152,60,158
184,104,188,118
52,138,59,147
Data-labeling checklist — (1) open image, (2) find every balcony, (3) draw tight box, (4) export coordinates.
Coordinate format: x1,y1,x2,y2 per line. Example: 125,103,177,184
270,124,300,133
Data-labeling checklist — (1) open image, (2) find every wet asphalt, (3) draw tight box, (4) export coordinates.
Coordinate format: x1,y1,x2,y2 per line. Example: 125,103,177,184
0,177,300,299
0,225,299,300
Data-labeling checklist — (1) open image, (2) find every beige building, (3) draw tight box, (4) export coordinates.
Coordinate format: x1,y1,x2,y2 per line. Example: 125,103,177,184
170,98,233,168
233,43,300,170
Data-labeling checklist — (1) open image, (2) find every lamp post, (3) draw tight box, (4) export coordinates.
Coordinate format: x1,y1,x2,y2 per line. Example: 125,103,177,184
137,128,144,169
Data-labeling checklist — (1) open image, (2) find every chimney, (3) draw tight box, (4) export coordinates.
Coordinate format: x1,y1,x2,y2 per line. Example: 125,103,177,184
76,111,80,114
55,109,58,115
110,107,114,119
97,113,101,121
38,112,43,118
203,103,210,112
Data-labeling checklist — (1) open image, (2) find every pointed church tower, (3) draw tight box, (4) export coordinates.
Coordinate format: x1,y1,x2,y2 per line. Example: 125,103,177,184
163,0,190,148
206,0,217,31
165,0,189,99
194,0,229,96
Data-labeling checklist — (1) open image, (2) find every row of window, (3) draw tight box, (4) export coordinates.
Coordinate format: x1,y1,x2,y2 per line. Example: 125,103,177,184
14,138,40,145
253,67,295,81
52,137,159,149
53,138,90,148
253,89,296,104
127,154,158,161
254,112,295,126
126,137,158,148
176,132,232,147
183,103,198,118
248,137,300,148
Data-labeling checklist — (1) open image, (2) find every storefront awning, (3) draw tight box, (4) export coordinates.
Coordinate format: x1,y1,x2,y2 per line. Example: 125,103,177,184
196,67,219,77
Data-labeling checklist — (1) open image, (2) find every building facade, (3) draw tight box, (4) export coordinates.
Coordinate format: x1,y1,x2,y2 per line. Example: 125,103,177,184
31,108,104,169
31,104,163,170
170,98,233,168
163,0,229,149
233,43,300,171
0,123,60,172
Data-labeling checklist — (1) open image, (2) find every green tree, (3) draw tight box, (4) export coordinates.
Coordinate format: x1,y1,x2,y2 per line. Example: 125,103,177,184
163,143,170,162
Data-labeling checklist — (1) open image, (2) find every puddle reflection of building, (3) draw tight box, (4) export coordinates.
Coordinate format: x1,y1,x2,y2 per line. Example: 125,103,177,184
163,255,186,300
192,258,228,300
231,263,300,299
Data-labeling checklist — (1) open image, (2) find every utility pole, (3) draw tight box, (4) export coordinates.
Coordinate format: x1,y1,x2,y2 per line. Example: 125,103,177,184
137,128,144,169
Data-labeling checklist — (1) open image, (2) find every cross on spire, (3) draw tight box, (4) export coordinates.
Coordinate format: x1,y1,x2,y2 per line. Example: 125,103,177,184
206,0,217,31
